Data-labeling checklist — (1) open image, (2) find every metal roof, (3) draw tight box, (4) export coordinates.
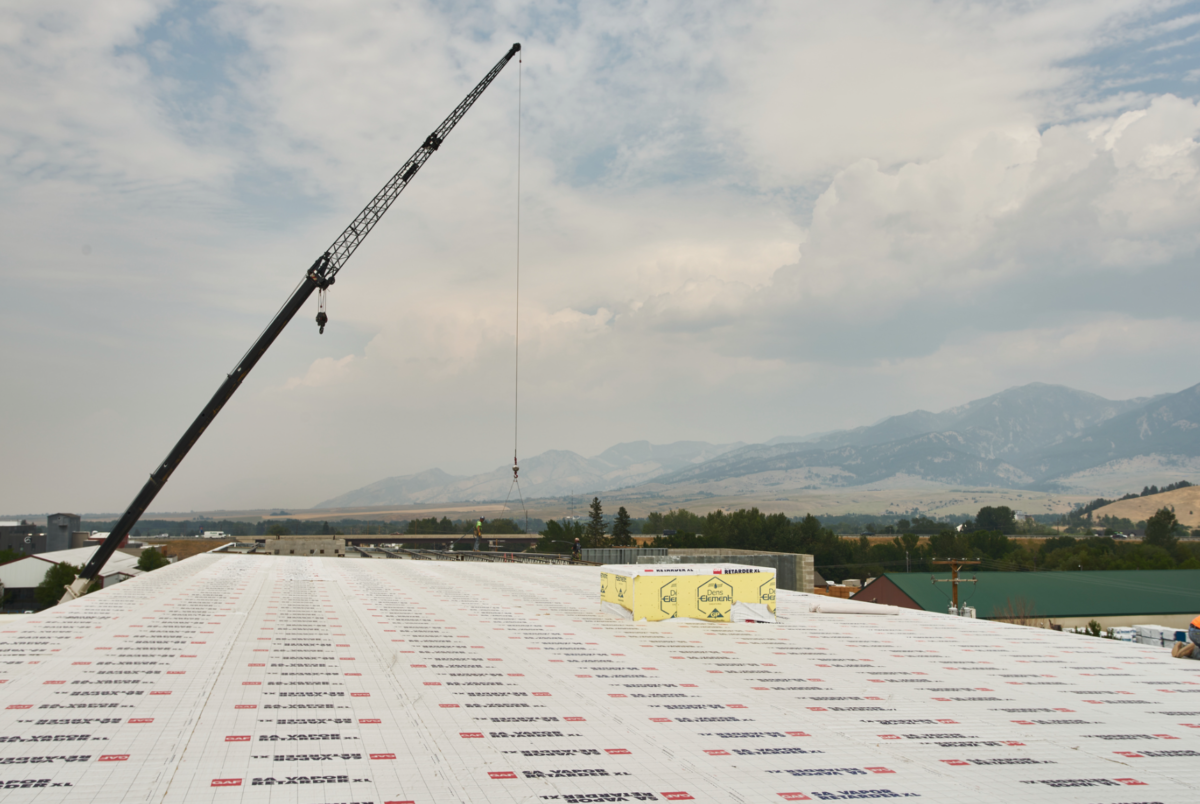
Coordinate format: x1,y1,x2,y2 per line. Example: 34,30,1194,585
0,555,1197,803
861,569,1200,618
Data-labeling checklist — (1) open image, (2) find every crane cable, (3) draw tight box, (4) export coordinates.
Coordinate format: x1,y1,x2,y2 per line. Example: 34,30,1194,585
501,51,529,535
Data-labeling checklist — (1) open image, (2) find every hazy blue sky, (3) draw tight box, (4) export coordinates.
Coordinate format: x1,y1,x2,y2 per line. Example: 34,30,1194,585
4,0,1200,513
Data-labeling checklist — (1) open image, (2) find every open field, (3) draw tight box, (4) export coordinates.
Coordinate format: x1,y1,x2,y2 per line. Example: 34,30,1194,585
67,486,1093,527
1092,485,1200,528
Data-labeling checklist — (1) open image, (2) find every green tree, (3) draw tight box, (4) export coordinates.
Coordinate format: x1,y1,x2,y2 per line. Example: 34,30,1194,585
611,507,633,546
267,523,290,537
136,547,170,572
586,497,608,547
641,512,664,535
34,562,93,609
975,506,1016,534
0,548,21,566
537,519,583,554
1144,507,1179,550
899,532,920,553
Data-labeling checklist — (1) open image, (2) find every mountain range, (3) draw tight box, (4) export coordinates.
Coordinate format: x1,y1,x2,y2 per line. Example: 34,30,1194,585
315,381,1200,508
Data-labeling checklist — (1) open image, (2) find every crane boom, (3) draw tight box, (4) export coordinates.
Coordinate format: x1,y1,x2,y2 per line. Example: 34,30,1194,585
63,43,521,602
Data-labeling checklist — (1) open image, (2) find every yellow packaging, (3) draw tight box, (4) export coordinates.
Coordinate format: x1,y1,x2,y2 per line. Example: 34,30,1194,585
599,564,776,623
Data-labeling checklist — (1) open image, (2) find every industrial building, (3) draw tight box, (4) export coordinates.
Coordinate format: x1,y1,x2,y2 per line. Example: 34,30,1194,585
0,555,1197,802
1,513,89,557
0,545,142,610
855,569,1200,629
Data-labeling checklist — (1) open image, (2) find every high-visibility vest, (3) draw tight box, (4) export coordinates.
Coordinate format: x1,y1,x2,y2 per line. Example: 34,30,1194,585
1193,613,1200,629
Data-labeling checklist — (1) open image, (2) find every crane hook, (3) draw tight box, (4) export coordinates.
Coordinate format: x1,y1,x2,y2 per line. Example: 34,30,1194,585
316,287,328,334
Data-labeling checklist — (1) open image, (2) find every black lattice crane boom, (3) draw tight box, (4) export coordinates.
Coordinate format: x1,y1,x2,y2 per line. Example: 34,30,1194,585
62,43,521,602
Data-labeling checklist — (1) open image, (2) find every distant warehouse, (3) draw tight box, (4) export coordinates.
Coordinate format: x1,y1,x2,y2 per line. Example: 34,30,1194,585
855,569,1200,630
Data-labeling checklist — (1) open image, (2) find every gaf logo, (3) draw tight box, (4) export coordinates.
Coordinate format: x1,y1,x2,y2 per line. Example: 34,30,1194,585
460,733,484,739
6,705,32,710
129,719,154,724
533,692,551,697
564,717,585,722
351,693,370,697
439,704,459,709
225,736,251,742
488,772,517,779
778,794,812,801
234,705,257,710
150,691,172,696
43,680,65,685
359,719,381,724
242,682,261,686
211,779,242,787
705,749,731,756
662,793,694,801
99,755,130,762
605,748,631,755
370,753,396,760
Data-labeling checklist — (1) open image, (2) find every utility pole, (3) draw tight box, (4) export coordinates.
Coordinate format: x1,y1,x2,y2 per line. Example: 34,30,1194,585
932,559,979,613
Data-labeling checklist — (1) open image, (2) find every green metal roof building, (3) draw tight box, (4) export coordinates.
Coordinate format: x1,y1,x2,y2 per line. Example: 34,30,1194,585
855,569,1200,629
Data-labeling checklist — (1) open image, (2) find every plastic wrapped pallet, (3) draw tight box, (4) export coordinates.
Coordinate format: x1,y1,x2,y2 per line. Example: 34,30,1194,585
599,563,776,623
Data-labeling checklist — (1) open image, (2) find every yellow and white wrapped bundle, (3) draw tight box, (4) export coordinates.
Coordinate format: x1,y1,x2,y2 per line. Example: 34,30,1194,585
599,564,776,623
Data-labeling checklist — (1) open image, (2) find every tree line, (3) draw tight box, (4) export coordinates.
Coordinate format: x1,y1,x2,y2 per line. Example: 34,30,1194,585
535,501,1200,580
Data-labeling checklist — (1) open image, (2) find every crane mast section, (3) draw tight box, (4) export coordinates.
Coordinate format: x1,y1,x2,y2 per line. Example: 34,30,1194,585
319,43,521,279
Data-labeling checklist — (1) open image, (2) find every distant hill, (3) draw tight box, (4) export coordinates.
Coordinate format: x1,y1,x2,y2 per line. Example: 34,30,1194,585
1093,485,1200,528
314,440,745,508
314,382,1199,508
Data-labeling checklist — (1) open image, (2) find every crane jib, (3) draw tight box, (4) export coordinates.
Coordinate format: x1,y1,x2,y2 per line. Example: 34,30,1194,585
65,43,521,597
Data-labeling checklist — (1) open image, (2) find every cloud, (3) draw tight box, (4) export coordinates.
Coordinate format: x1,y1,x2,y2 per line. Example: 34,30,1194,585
3,0,1200,513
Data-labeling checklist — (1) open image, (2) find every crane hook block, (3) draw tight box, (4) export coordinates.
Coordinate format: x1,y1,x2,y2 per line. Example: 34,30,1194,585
316,311,328,334
423,134,442,151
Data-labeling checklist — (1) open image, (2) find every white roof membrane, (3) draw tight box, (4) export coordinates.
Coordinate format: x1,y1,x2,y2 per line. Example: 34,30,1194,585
0,555,1197,803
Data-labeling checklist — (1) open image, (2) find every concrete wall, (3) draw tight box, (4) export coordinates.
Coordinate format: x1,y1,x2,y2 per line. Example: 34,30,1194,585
583,547,668,564
665,549,814,593
262,535,346,557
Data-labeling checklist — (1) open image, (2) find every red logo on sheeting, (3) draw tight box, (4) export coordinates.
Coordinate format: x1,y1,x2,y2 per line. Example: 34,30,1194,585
866,767,895,773
359,719,381,724
533,692,550,696
439,704,459,708
1117,779,1147,785
211,779,242,787
129,718,153,724
460,732,484,739
704,749,730,756
605,748,631,755
564,717,585,721
43,680,65,685
663,793,694,801
424,682,441,686
99,755,129,762
242,682,261,686
488,771,517,779
370,753,396,760
225,736,250,742
779,795,812,801
234,705,257,710
150,691,171,695
351,692,370,697
6,705,31,710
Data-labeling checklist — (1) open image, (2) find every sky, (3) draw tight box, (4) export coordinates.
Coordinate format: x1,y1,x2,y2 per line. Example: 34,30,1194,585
4,0,1200,515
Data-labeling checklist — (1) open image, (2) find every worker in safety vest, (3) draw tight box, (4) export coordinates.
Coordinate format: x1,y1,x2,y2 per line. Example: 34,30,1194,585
572,537,581,561
474,518,484,551
1173,613,1200,659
